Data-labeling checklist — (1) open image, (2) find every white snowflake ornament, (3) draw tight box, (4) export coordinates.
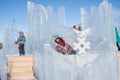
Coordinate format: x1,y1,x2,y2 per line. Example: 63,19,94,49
73,28,91,55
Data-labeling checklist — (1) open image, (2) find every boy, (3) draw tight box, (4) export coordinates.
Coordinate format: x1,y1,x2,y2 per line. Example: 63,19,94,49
15,31,26,56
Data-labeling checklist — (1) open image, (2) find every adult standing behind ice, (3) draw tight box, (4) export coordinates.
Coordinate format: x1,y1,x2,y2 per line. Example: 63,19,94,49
15,31,26,56
115,27,120,51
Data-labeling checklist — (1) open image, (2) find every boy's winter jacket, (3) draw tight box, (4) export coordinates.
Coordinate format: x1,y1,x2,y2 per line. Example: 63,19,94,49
15,34,26,44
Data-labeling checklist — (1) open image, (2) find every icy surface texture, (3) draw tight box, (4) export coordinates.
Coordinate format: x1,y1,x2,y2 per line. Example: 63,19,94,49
1,22,28,80
27,1,76,54
33,43,86,80
33,43,118,80
85,0,116,53
1,23,19,80
76,53,118,80
0,50,7,80
3,24,18,55
27,1,77,80
27,1,118,80
1,0,118,80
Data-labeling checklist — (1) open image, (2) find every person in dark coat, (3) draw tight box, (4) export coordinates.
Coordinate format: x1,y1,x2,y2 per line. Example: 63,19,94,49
15,31,26,56
115,27,120,51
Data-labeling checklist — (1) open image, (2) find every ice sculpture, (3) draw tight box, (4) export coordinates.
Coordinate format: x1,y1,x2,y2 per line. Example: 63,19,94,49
1,0,118,80
80,7,86,29
27,1,76,54
27,1,77,80
0,22,19,80
86,0,116,53
27,0,118,80
73,28,91,54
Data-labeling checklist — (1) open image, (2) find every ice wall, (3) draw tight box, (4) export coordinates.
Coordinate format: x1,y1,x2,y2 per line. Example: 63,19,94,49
79,0,118,79
47,6,66,26
3,23,18,55
0,22,19,80
85,0,116,53
27,1,76,54
27,1,80,80
26,0,118,80
0,50,7,80
1,21,28,80
80,7,86,29
38,43,82,80
1,0,118,80
33,42,118,80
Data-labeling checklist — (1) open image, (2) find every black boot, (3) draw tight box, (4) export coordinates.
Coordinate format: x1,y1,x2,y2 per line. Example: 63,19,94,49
116,42,120,51
22,51,25,55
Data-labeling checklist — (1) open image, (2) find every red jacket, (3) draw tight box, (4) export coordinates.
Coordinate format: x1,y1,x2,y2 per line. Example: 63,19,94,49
55,43,73,54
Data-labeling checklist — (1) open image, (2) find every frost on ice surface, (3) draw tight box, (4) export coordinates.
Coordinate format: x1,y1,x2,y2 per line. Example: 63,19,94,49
0,0,118,80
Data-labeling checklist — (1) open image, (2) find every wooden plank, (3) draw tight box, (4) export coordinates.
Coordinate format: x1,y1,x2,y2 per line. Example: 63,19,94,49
7,72,33,78
8,66,33,73
7,61,33,67
7,56,33,62
8,77,35,80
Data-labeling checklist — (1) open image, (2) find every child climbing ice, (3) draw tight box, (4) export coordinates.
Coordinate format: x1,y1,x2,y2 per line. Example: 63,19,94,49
15,31,26,56
54,37,76,55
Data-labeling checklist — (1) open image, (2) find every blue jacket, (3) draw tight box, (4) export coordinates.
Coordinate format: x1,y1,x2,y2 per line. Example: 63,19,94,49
16,34,26,44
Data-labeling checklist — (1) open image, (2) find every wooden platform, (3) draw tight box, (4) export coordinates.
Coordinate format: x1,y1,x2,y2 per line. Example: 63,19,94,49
7,55,36,80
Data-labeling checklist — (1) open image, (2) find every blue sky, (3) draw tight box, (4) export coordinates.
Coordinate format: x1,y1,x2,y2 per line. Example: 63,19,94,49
0,0,120,42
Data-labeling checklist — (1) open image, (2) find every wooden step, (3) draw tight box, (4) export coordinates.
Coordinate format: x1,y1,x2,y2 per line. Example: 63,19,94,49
8,77,35,80
7,72,33,78
8,66,33,73
7,61,33,67
7,55,35,80
7,55,33,62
